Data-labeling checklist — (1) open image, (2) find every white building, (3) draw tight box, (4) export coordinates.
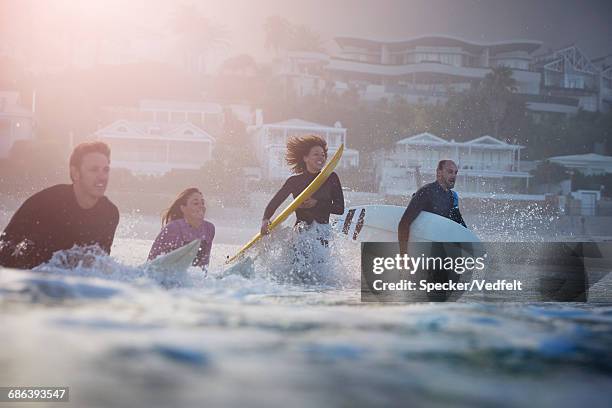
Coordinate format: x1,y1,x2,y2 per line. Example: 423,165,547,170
0,91,35,158
593,52,612,113
330,35,542,100
247,118,359,180
376,132,530,197
278,36,545,102
103,99,224,137
277,36,612,114
95,120,215,176
533,46,601,112
548,153,612,175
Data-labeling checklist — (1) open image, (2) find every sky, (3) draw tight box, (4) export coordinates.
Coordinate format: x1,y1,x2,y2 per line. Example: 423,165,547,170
1,0,611,65
176,0,612,59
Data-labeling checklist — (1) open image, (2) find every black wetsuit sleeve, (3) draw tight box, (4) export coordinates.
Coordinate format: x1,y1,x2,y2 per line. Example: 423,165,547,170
314,173,345,215
263,179,293,220
454,207,467,228
100,206,120,254
0,196,41,268
398,187,430,243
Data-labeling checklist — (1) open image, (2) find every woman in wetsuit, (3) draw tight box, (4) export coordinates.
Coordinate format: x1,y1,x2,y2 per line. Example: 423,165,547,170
148,187,215,270
260,135,344,237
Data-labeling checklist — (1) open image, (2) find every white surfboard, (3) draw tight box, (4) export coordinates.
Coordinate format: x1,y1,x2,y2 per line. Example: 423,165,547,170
336,205,480,242
146,239,201,271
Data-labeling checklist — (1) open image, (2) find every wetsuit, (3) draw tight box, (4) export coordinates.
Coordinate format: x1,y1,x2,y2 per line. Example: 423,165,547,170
398,181,468,301
398,181,466,243
148,218,215,268
0,184,119,269
264,172,344,225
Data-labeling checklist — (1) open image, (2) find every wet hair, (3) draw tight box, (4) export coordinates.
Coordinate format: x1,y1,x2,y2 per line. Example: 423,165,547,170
161,187,203,226
69,141,111,181
286,135,328,174
437,159,455,171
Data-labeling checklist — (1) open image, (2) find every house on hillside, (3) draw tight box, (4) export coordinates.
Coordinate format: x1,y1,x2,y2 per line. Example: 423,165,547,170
95,120,215,176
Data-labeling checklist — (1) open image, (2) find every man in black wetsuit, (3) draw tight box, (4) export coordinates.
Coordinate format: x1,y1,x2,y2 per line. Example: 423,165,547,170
0,141,119,269
397,160,468,301
398,160,466,254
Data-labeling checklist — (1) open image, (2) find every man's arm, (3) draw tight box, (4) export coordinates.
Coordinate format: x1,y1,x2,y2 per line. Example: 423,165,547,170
398,188,429,255
99,206,120,254
450,191,467,228
0,196,42,268
455,207,467,228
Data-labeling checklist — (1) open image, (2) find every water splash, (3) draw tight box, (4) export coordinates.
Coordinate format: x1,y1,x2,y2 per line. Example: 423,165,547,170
216,223,360,289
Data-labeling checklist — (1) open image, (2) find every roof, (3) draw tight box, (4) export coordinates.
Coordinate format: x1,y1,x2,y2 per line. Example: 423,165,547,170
264,118,346,130
548,153,612,164
95,120,216,142
139,99,223,113
335,35,542,54
465,135,510,146
397,132,447,145
396,133,523,148
0,105,33,116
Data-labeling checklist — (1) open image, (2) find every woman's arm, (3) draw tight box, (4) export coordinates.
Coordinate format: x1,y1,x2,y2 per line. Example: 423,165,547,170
328,173,345,215
200,222,215,266
147,223,182,260
261,178,293,234
312,173,345,215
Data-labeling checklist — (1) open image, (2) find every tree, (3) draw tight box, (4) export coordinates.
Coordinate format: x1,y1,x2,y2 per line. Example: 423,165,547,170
479,66,519,138
263,16,292,56
219,54,257,75
264,17,325,55
531,161,570,185
289,25,325,53
169,4,229,74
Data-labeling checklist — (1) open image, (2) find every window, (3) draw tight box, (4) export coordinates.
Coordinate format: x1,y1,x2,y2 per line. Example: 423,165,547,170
170,111,185,123
565,75,585,89
168,141,210,163
269,128,284,144
117,126,128,133
157,111,169,123
113,140,166,162
205,113,221,129
0,118,10,135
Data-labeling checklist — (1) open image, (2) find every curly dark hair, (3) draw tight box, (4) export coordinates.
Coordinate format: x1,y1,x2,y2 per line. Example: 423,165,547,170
285,135,328,174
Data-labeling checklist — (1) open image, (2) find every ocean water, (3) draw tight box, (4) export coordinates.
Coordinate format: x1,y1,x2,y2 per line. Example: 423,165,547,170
1,219,612,408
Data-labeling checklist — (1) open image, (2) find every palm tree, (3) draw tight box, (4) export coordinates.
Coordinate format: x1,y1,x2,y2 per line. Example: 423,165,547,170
481,66,517,93
170,4,229,74
263,16,293,56
289,25,325,53
480,66,518,138
220,54,257,75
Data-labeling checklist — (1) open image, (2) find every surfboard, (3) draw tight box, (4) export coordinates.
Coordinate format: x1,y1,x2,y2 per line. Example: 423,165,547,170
225,144,345,264
147,239,201,271
336,205,480,242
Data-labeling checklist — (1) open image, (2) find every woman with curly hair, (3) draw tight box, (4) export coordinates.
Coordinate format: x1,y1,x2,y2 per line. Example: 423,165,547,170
260,135,344,236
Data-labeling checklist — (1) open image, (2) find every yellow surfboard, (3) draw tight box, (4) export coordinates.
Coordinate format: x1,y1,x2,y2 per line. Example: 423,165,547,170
226,144,344,264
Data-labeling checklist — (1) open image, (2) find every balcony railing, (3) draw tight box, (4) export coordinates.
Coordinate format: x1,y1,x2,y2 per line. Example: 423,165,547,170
387,158,520,172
